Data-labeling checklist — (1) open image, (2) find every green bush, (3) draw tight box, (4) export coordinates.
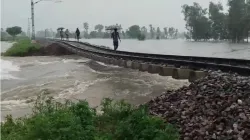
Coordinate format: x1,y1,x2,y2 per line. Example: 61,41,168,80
1,97,179,140
3,39,41,57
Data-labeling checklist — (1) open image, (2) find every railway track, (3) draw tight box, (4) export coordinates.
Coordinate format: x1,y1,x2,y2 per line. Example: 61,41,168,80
66,40,250,66
53,40,250,76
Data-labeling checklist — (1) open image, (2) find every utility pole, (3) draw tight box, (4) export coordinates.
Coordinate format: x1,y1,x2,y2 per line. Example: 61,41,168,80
30,0,62,40
31,0,35,40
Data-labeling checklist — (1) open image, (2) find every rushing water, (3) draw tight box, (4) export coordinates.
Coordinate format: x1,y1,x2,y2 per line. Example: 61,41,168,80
1,39,250,120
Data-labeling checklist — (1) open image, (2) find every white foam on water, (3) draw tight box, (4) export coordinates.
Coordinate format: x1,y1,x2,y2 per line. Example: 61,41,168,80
1,99,30,111
96,61,120,68
1,83,38,96
35,60,61,65
19,58,87,67
0,59,20,80
87,66,112,75
96,61,109,67
55,78,111,99
62,59,89,63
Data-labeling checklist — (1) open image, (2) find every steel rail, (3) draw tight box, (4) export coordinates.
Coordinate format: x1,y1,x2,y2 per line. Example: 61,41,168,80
59,40,250,67
56,41,250,76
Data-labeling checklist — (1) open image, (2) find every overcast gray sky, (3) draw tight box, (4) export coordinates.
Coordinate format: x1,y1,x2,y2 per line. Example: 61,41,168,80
1,0,228,32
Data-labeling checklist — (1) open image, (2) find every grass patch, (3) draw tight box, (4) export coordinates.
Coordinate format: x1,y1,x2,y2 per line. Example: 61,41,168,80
1,97,179,140
3,39,41,57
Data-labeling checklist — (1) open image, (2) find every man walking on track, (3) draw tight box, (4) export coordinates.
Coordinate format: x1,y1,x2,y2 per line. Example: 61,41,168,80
75,28,80,42
111,28,121,51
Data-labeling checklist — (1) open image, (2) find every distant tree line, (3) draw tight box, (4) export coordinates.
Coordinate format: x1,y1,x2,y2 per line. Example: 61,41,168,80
52,23,181,41
182,0,250,43
88,23,181,40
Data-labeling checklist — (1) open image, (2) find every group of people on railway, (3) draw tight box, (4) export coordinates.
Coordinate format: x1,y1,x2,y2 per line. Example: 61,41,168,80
59,28,80,42
60,27,121,51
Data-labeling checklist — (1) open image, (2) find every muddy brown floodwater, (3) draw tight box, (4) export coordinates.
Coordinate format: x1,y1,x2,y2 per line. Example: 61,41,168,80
2,39,249,120
1,54,189,120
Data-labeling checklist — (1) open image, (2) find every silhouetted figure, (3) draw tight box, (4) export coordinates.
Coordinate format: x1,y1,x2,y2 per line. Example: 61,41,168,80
65,29,69,41
60,30,64,40
75,28,80,42
111,28,121,51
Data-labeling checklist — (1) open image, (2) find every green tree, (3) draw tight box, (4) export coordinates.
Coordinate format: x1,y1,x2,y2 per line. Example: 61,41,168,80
149,24,155,39
243,0,250,42
103,26,110,38
228,0,246,43
182,3,211,41
209,2,228,40
6,26,22,40
83,22,89,38
103,32,110,38
83,22,89,32
137,34,146,41
95,24,104,38
127,25,141,39
89,31,98,38
184,32,192,40
163,27,168,39
156,27,161,39
140,26,147,36
95,24,104,33
168,27,176,39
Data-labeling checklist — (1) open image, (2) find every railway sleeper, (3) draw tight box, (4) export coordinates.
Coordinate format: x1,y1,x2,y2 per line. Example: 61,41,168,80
55,42,246,79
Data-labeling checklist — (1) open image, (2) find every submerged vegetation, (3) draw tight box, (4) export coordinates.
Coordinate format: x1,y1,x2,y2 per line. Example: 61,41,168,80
3,39,41,57
1,98,179,140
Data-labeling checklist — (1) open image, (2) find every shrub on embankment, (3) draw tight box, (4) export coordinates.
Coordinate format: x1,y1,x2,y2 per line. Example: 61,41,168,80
1,98,179,140
2,39,74,56
2,39,41,57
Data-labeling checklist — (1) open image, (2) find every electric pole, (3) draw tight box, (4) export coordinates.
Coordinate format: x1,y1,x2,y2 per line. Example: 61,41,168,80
31,0,35,40
30,0,62,40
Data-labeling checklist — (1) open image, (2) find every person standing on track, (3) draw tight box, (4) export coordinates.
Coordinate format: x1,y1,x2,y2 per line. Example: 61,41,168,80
75,28,80,42
111,28,121,51
60,30,64,40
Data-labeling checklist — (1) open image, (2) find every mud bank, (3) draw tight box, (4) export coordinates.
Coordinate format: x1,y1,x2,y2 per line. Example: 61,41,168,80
30,41,74,56
37,43,74,56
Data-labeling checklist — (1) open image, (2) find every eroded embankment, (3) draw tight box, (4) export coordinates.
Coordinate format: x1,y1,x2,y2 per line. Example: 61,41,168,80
32,40,74,56
37,43,74,56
